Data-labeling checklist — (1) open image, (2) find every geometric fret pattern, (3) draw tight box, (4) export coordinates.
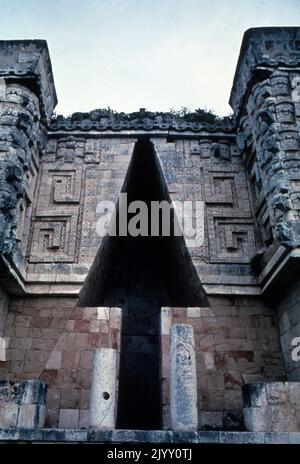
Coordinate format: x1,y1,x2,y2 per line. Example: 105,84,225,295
29,164,82,263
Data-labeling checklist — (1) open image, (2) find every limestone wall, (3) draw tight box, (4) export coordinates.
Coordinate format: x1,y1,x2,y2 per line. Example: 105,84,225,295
161,297,285,430
0,297,122,428
0,294,286,431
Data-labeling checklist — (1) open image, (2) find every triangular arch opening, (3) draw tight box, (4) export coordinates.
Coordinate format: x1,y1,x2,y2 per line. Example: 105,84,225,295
80,138,207,430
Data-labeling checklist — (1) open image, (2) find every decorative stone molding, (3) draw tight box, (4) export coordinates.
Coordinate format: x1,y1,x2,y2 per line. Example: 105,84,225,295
231,28,300,292
50,108,234,134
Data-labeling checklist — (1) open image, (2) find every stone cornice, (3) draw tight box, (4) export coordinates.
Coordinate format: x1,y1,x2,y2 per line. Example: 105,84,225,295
50,109,235,133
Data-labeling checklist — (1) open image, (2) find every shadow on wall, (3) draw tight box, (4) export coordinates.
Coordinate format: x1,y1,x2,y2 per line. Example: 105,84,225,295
79,139,208,430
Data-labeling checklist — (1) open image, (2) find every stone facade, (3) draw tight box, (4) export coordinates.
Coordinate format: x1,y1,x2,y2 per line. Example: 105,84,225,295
0,28,300,439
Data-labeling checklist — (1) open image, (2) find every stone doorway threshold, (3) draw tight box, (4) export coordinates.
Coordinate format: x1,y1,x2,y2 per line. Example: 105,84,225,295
0,429,299,444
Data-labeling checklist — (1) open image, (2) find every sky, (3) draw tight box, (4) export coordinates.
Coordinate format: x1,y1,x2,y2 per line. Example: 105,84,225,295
1,0,300,116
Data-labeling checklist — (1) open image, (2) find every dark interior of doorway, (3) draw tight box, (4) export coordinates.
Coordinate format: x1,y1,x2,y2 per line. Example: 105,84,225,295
83,139,206,429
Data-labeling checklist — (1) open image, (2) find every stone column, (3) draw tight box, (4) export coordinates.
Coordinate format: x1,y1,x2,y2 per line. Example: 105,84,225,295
89,348,118,429
170,324,198,432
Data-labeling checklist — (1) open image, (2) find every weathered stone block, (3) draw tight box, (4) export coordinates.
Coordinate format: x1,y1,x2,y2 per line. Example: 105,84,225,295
242,383,267,407
243,382,300,432
22,379,47,405
58,409,79,428
0,402,19,427
65,429,88,442
0,379,47,428
199,411,223,430
18,403,45,428
160,307,171,335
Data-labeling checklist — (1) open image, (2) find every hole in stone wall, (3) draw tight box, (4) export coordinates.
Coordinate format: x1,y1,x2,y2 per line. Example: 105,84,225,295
102,392,110,400
80,139,207,430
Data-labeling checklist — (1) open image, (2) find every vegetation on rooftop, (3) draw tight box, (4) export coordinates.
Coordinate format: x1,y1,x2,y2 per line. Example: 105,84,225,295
53,106,233,125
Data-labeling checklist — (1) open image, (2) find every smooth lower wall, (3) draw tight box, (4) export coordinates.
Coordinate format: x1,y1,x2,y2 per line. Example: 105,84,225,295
0,296,122,428
0,294,286,430
161,296,286,430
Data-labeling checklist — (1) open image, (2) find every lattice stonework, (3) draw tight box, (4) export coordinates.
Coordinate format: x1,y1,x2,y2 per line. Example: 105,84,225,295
36,165,82,214
29,164,82,263
208,216,256,263
202,159,256,263
29,215,78,262
203,167,250,210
